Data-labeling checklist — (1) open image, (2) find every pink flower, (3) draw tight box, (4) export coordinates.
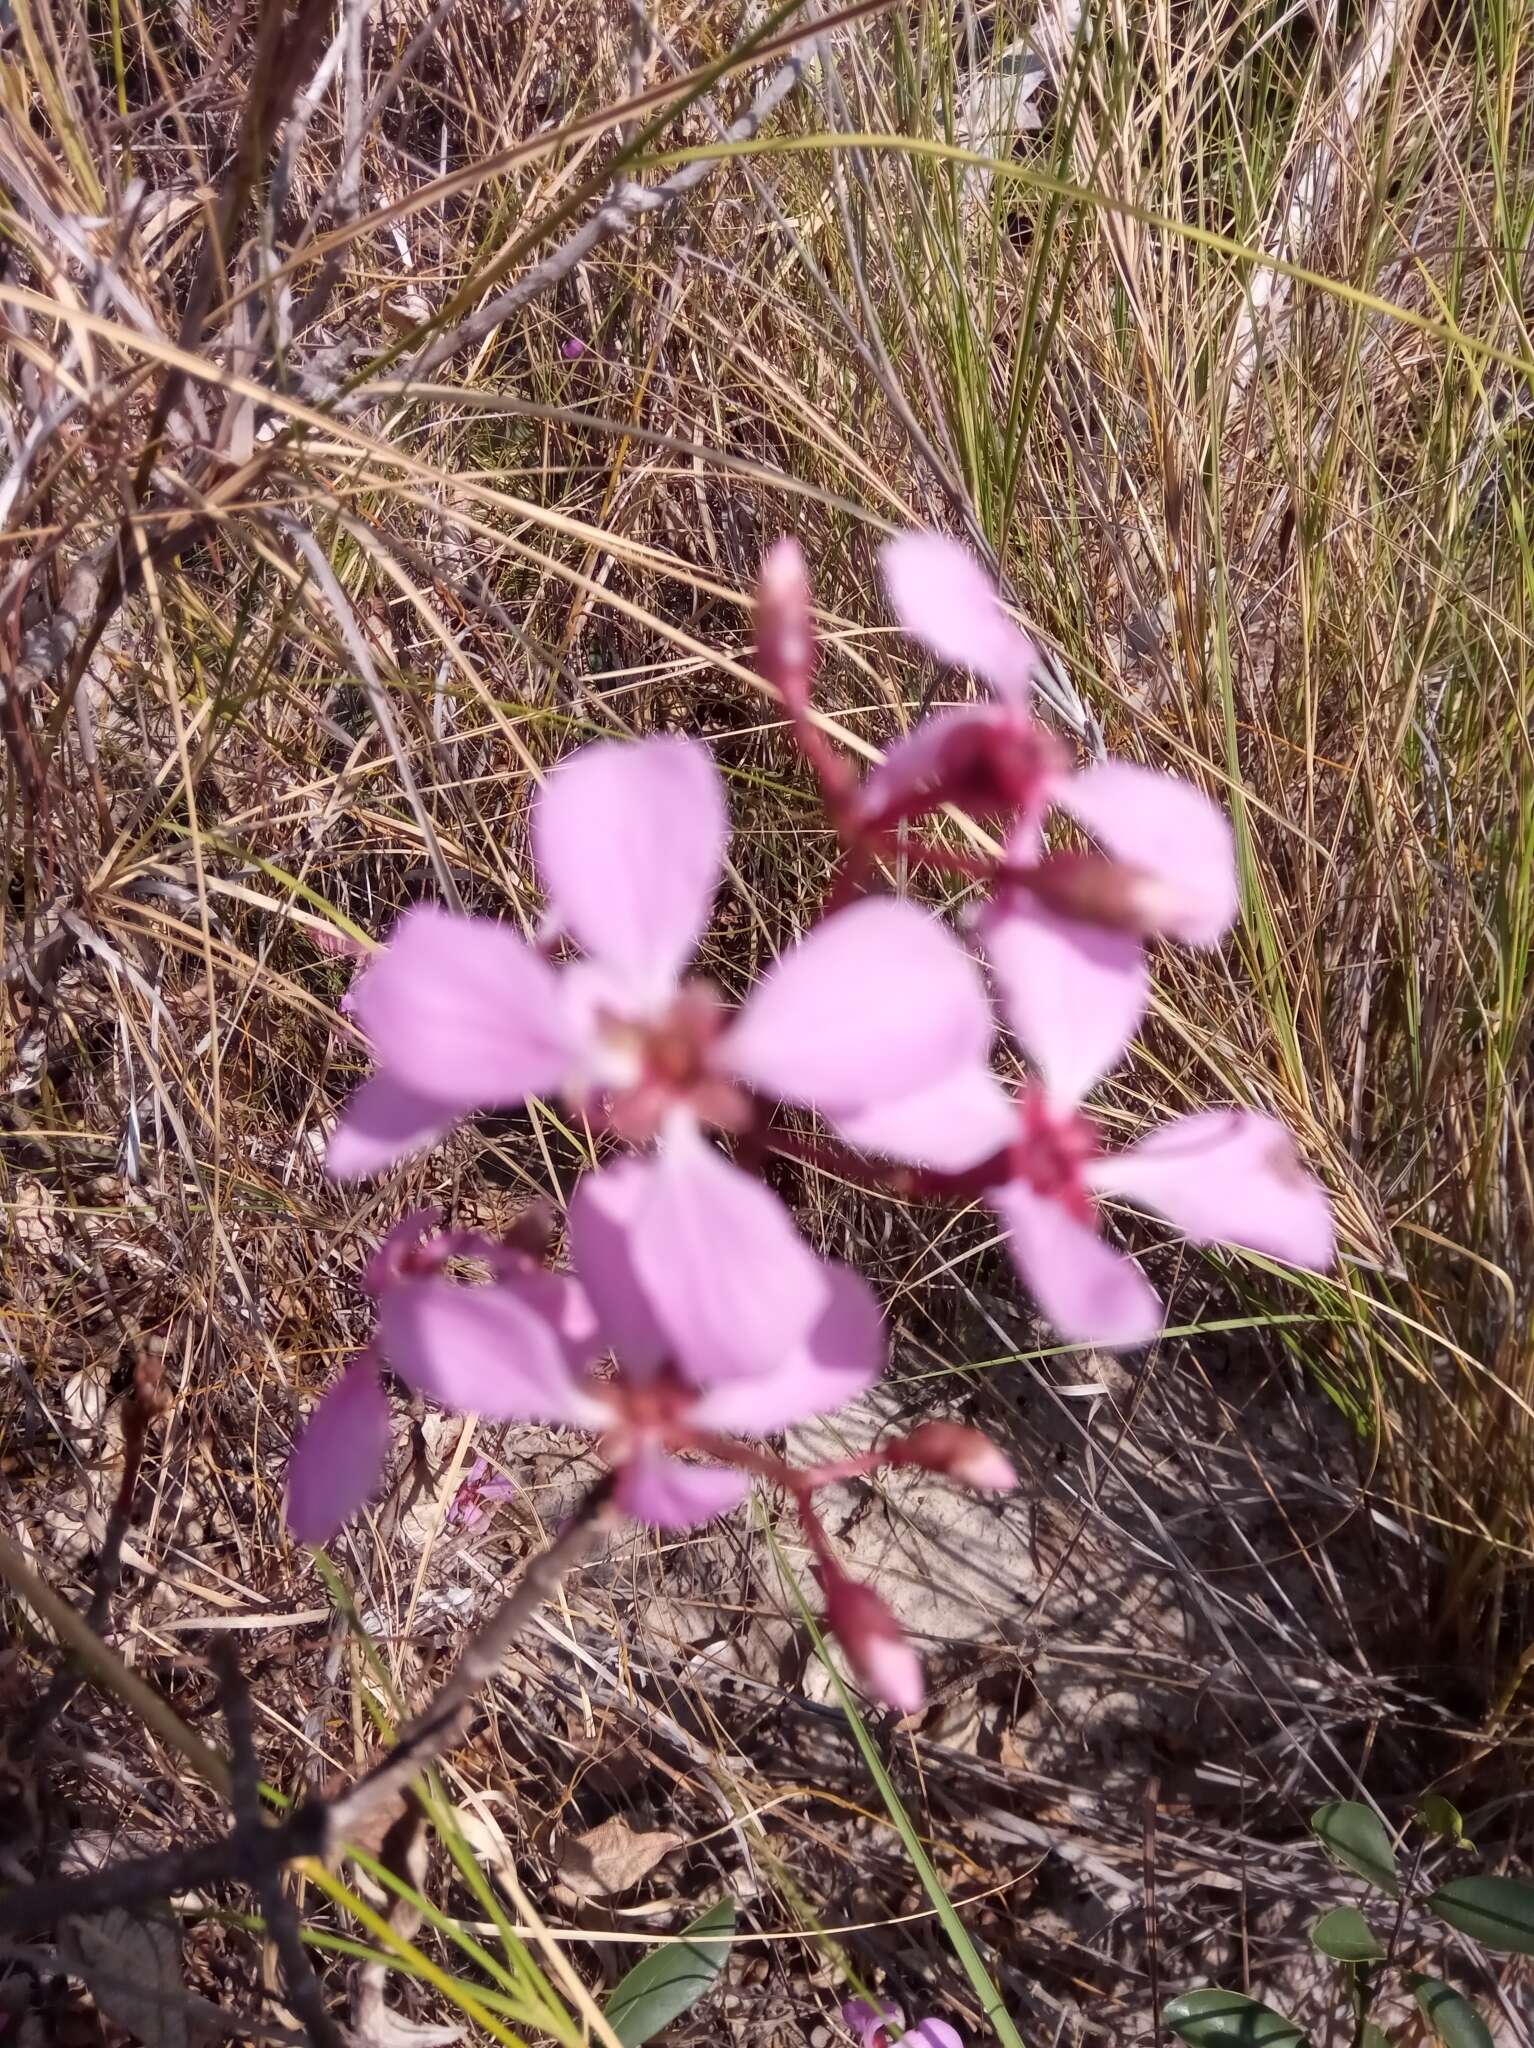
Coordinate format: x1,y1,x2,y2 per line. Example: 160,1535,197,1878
449,1456,519,1529
982,1083,1335,1351
870,534,1239,1081
286,1185,1019,1709
976,762,1239,1102
860,532,1062,829
295,1156,884,1536
560,335,587,360
842,1998,964,2048
971,877,1332,1352
329,735,1005,1179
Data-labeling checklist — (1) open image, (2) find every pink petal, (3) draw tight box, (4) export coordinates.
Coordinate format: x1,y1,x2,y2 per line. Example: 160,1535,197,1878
991,1180,1163,1349
352,904,568,1109
978,891,1146,1104
532,737,726,1001
378,1275,609,1425
833,1064,1015,1172
566,1158,669,1378
723,899,996,1119
500,1260,606,1371
327,1075,457,1180
842,2001,902,2048
286,1359,392,1544
688,1264,885,1434
907,2024,965,2048
1056,762,1238,945
633,1123,831,1386
612,1450,750,1530
881,532,1036,706
1090,1109,1334,1269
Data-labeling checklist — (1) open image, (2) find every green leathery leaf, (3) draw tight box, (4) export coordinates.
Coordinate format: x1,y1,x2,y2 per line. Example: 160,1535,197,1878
1310,1800,1400,1898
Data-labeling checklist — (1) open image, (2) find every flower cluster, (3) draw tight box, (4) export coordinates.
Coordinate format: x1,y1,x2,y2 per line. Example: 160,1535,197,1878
286,532,1334,1710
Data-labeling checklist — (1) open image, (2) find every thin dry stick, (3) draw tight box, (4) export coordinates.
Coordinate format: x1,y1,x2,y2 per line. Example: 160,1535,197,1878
278,517,464,912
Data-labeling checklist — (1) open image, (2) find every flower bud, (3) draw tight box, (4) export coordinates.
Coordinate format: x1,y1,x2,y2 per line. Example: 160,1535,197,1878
890,1421,1018,1493
819,1567,924,1713
755,537,817,714
1016,849,1183,937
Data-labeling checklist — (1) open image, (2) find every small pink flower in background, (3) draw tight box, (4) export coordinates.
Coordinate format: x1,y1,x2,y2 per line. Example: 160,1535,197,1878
560,335,587,360
330,733,1007,1180
842,1996,964,2048
449,1456,519,1529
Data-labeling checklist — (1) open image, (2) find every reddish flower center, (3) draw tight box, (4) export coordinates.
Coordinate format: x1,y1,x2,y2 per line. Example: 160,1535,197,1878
599,980,750,1142
1009,1087,1098,1222
937,714,1055,819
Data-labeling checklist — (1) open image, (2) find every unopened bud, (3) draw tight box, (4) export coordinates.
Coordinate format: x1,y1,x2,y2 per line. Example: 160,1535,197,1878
755,537,817,714
890,1421,1018,1493
819,1567,924,1713
1018,850,1182,937
502,1200,556,1260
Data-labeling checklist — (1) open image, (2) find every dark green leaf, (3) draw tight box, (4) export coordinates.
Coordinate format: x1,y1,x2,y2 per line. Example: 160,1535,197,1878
1410,1975,1496,2048
1428,1875,1534,1956
1417,1796,1473,1849
603,1898,735,2046
1162,1988,1309,2046
1309,1906,1384,1962
1310,1801,1400,1898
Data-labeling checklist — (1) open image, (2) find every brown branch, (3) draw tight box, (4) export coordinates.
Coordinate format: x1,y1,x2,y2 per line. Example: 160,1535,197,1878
314,1474,618,1851
0,1480,620,1938
217,1643,346,2048
13,1354,169,1751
